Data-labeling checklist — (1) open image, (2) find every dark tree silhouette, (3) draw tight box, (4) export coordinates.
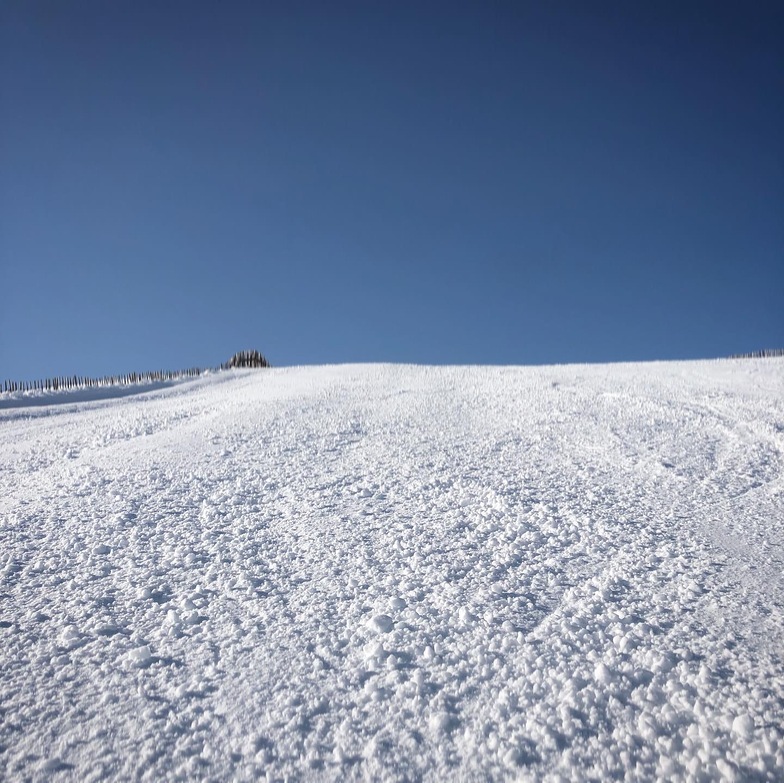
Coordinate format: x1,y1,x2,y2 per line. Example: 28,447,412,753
222,350,269,369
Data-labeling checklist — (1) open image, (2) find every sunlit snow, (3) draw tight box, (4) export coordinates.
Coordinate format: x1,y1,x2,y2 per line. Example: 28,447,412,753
1,361,783,781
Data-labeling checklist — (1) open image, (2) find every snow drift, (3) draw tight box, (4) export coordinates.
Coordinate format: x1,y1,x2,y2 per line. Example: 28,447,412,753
1,360,782,781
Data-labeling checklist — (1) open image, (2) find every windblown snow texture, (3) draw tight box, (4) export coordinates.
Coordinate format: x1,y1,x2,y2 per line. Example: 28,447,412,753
1,361,783,781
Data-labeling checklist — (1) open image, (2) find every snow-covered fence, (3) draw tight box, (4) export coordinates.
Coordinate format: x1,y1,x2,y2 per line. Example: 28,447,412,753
1,367,204,395
730,348,784,359
1,351,270,396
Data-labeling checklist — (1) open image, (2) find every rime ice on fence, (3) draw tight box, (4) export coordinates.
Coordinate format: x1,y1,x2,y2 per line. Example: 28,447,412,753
730,349,784,359
2,351,269,396
1,368,203,395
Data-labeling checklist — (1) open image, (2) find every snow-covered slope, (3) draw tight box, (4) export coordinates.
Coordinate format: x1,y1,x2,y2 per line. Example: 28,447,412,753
1,361,783,782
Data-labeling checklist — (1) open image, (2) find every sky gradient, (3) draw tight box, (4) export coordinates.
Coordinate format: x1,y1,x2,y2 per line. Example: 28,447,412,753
1,1,782,380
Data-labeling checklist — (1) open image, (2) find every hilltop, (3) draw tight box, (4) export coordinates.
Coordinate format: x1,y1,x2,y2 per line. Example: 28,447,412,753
1,360,783,781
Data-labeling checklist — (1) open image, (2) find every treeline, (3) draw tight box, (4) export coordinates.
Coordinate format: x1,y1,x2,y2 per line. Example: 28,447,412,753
730,349,784,359
1,350,270,395
221,350,269,369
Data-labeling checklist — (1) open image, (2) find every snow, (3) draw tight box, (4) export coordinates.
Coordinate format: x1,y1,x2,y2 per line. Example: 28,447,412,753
1,360,783,781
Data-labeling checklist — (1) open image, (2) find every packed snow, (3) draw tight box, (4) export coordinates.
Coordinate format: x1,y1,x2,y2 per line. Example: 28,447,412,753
1,360,783,782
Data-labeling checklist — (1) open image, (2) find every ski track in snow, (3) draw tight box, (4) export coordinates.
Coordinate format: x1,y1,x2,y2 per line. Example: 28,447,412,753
1,360,783,782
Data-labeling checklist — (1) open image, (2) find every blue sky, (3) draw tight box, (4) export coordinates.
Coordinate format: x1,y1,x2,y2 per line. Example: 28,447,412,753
1,1,782,379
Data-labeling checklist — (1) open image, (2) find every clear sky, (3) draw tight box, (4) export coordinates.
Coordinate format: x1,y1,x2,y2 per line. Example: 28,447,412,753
1,1,782,380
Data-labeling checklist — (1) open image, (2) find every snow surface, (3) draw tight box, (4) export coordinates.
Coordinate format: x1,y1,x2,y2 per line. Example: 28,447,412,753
1,360,783,782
